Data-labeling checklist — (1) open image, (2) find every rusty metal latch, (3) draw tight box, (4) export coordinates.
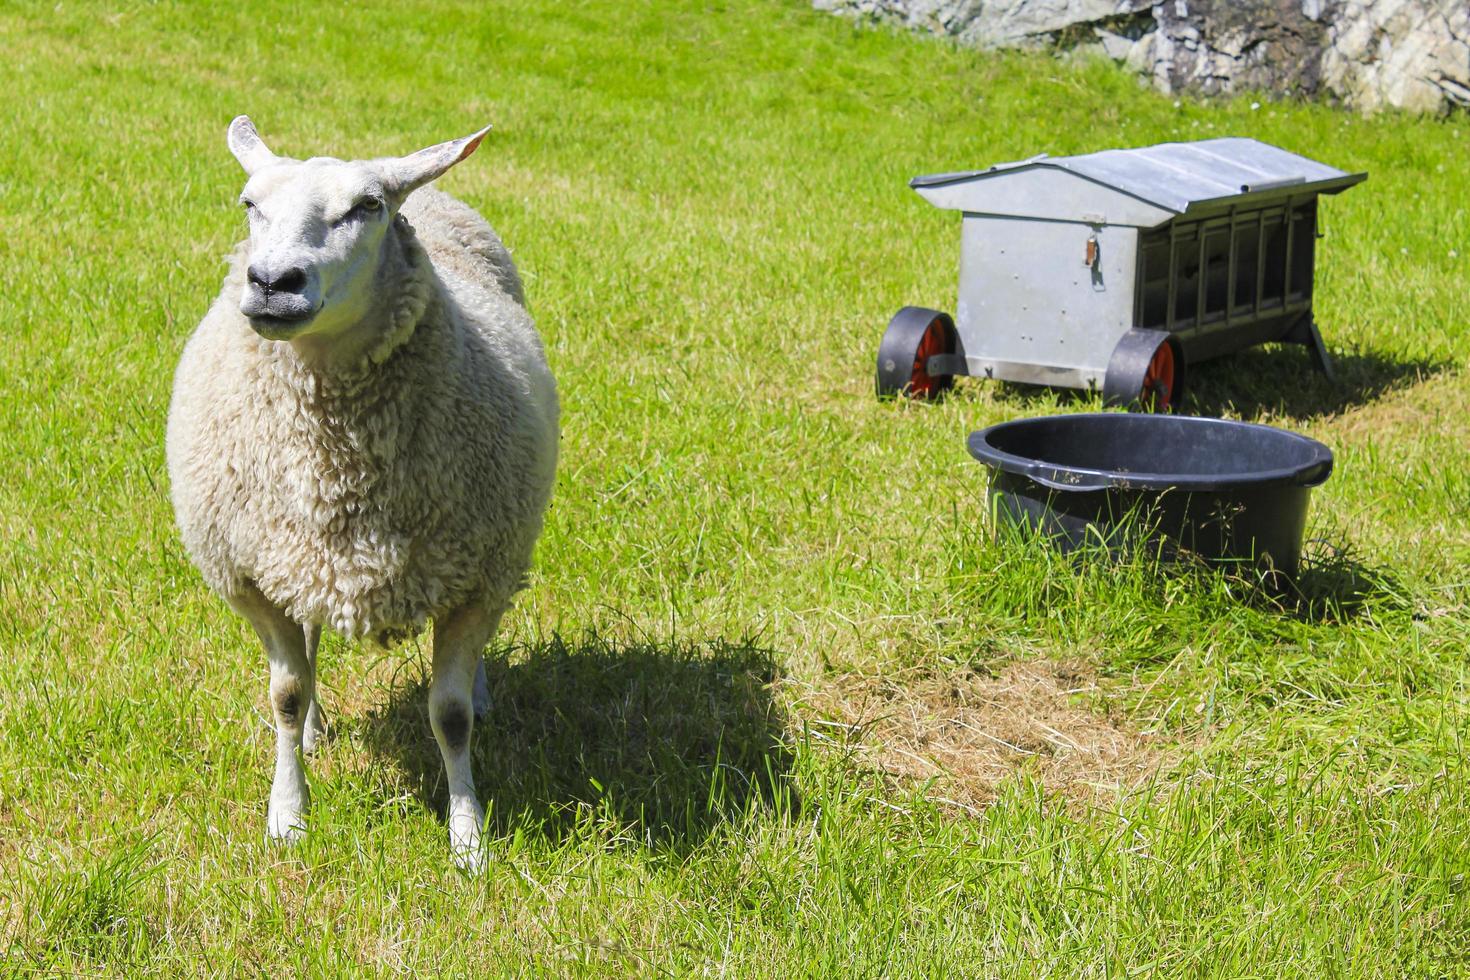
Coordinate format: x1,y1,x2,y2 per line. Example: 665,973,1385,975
1084,235,1099,269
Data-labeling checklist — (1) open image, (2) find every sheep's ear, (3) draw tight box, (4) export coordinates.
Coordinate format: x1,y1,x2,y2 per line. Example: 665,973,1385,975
379,124,491,203
227,115,278,176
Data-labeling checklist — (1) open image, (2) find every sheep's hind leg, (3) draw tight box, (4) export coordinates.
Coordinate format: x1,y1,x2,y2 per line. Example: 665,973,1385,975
229,585,314,842
430,602,503,872
472,654,492,721
301,623,329,755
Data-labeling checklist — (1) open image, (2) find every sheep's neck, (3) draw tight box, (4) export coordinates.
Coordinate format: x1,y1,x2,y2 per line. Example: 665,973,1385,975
285,219,430,376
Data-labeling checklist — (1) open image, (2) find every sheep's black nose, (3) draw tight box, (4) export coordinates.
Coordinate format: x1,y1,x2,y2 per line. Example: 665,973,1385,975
248,264,307,294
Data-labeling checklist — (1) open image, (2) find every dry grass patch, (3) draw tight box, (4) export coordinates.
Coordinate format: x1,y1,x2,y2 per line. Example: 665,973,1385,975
796,659,1172,813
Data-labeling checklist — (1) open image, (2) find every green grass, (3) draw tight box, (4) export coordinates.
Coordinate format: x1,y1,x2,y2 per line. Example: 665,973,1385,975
2,0,1468,974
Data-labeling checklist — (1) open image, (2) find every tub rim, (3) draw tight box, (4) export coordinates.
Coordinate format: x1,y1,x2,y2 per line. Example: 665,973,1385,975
967,413,1334,493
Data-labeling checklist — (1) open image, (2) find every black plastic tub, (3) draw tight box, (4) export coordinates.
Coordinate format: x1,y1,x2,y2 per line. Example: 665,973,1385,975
967,414,1333,577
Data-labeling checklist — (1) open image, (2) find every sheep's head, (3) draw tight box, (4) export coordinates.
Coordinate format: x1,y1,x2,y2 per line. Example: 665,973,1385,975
226,116,489,342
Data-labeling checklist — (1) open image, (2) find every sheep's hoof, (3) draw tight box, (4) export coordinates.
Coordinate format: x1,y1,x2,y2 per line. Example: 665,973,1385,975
266,805,307,843
452,840,486,875
448,800,486,874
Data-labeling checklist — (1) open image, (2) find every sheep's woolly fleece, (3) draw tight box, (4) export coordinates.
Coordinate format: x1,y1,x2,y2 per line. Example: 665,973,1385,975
166,188,558,642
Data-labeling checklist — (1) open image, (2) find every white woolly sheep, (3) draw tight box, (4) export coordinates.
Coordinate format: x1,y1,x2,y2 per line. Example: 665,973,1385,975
166,116,558,870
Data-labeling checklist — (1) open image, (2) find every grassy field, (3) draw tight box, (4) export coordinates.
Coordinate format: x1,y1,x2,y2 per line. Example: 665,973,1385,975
2,0,1468,974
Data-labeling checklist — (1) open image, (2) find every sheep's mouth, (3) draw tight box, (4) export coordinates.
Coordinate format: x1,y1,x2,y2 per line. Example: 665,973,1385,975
247,310,318,339
241,282,320,338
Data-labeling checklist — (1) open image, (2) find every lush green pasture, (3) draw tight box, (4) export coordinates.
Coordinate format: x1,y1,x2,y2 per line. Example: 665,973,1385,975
2,0,1468,974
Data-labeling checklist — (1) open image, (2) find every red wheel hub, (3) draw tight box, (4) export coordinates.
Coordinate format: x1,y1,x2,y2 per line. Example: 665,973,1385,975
1140,342,1176,411
909,317,950,398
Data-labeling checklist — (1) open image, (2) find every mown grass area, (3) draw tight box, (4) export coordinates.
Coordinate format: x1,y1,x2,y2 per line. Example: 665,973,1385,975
1,0,1467,974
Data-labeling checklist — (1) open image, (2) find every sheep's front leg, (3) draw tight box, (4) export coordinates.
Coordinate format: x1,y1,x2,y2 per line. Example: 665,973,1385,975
229,585,313,842
430,602,502,872
301,623,328,755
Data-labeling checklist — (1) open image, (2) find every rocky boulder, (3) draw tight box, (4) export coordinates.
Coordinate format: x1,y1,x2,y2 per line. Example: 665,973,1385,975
813,0,1470,114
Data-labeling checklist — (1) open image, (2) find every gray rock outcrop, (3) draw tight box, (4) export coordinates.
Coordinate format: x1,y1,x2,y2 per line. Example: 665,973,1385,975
813,0,1470,114
1317,0,1470,113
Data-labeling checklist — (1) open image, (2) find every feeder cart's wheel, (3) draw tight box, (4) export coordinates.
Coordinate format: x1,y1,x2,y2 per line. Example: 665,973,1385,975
1102,329,1185,412
876,306,960,400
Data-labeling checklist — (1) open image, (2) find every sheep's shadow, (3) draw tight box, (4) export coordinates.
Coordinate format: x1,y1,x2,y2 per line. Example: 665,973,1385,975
357,632,796,847
981,342,1449,420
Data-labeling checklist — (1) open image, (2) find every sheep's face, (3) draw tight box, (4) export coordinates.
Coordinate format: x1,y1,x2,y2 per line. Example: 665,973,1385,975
234,159,391,338
226,116,489,344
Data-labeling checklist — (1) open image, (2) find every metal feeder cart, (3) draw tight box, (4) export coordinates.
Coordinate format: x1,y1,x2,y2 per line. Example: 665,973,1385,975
877,138,1366,409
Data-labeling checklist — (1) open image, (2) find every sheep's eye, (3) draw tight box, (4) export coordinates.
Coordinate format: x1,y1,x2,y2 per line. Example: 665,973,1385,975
344,197,382,222
241,200,259,215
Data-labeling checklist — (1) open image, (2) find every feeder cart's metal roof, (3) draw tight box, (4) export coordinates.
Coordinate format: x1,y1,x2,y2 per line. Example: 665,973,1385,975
910,138,1366,227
